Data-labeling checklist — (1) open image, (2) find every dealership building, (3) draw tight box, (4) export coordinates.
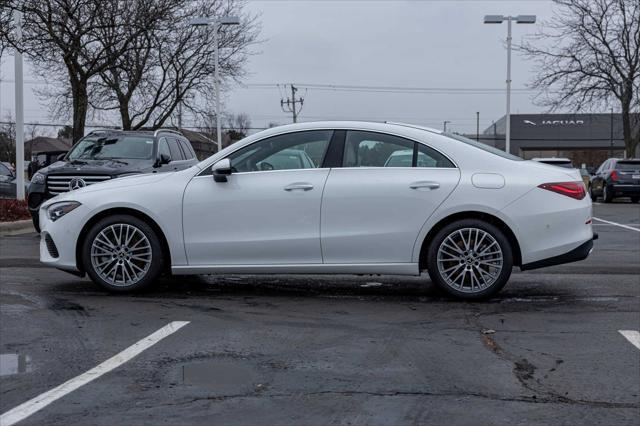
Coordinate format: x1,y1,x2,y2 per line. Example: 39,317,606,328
479,113,639,169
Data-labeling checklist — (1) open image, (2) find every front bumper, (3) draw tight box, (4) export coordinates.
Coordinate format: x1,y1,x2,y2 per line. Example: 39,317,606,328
520,235,596,271
39,205,86,273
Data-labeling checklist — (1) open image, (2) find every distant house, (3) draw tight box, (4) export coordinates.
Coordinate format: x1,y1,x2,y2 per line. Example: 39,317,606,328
25,137,73,178
180,129,233,160
25,136,73,157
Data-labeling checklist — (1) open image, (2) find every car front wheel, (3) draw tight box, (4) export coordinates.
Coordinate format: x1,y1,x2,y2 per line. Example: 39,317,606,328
602,185,613,203
426,219,513,300
82,214,164,292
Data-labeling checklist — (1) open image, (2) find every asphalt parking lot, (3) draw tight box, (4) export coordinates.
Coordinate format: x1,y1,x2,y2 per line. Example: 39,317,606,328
1,202,639,425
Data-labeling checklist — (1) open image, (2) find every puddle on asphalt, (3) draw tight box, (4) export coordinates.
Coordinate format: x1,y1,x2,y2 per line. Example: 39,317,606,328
177,359,260,394
0,354,33,376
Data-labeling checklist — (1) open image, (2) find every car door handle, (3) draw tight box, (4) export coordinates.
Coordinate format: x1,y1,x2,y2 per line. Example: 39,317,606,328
284,183,314,191
409,181,440,190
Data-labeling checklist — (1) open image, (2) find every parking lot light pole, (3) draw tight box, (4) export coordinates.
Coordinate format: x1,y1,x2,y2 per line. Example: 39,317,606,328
484,14,536,155
190,16,240,153
14,10,25,200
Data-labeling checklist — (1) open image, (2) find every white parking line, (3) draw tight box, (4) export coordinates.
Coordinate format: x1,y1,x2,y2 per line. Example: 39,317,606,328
619,330,640,350
0,321,189,426
592,217,640,232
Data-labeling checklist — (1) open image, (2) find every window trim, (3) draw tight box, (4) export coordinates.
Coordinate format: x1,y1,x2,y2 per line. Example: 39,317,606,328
195,128,458,178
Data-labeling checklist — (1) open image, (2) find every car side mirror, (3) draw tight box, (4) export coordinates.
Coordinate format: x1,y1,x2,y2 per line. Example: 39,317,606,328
160,153,172,164
212,158,232,182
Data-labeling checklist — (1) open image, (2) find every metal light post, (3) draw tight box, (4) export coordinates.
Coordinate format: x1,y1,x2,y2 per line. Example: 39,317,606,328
443,120,451,133
190,16,240,153
14,10,25,200
484,14,536,155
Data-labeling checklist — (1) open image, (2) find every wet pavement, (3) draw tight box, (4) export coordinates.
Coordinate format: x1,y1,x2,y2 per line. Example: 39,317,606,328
1,202,639,425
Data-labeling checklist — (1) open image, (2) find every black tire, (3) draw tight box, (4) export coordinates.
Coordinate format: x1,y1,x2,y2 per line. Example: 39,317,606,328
426,219,513,300
631,197,640,204
602,185,613,203
31,213,41,234
589,185,598,202
81,214,164,292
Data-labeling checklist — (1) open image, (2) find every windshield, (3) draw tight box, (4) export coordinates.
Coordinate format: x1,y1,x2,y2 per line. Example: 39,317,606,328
616,161,640,172
67,135,154,160
443,133,523,161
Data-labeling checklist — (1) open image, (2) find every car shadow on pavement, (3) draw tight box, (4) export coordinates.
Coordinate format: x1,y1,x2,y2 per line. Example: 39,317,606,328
42,272,581,305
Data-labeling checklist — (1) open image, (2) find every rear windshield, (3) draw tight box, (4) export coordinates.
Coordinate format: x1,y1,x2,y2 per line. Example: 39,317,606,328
443,133,523,161
616,161,640,172
67,135,154,160
540,161,573,168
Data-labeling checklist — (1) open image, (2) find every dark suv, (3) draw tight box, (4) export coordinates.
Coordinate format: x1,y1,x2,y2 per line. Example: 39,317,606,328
27,129,199,231
589,158,640,203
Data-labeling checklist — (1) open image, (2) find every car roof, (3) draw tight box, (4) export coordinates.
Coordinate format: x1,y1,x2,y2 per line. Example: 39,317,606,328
257,120,443,135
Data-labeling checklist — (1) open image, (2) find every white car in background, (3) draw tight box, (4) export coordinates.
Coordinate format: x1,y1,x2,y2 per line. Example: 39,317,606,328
38,121,596,299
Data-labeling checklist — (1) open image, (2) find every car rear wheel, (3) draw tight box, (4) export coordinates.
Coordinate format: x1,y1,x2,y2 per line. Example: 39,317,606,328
82,215,164,292
426,219,513,300
589,185,598,201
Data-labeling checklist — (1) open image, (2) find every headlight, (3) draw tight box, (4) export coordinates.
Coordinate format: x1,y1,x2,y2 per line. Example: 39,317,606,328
47,201,81,222
31,172,45,185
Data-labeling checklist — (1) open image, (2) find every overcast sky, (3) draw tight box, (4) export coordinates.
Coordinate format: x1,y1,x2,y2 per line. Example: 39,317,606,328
0,0,556,135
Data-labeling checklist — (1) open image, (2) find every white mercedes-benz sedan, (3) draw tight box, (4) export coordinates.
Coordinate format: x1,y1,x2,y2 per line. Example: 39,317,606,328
38,121,596,299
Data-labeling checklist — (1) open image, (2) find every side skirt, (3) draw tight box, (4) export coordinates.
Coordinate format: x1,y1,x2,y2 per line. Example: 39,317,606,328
171,263,420,276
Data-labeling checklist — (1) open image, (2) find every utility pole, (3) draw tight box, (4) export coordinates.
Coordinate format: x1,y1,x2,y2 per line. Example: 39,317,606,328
476,112,480,141
14,10,25,200
281,84,304,123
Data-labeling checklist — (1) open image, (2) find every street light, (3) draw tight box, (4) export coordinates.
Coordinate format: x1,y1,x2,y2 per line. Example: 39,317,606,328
190,16,240,153
484,14,536,154
443,120,451,132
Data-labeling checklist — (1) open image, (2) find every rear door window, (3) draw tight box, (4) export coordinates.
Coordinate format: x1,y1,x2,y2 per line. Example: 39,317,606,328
179,139,195,160
168,138,184,161
343,131,454,168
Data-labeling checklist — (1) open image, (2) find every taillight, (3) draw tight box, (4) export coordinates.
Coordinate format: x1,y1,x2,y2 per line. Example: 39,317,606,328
610,170,618,181
538,182,586,200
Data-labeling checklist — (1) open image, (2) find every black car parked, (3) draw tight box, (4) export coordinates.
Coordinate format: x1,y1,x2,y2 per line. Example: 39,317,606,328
27,129,199,231
589,158,640,203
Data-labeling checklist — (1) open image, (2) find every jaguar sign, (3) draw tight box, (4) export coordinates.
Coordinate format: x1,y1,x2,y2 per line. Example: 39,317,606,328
523,119,585,126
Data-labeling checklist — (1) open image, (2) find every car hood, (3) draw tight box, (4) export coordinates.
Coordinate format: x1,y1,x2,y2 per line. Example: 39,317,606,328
39,159,150,176
42,172,173,207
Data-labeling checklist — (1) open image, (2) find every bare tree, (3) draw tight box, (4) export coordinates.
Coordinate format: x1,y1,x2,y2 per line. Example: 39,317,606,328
521,0,640,157
0,1,12,59
90,0,260,131
0,112,16,163
1,0,176,142
225,112,251,140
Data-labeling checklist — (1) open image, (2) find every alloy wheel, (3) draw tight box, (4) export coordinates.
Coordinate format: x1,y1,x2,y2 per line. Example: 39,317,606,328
436,227,503,293
90,223,152,287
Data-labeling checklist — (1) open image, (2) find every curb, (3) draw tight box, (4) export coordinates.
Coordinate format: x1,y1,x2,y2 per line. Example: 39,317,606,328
0,219,35,235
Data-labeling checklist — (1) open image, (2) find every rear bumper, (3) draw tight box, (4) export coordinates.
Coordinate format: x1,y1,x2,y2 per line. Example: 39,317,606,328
520,235,596,271
610,184,640,197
